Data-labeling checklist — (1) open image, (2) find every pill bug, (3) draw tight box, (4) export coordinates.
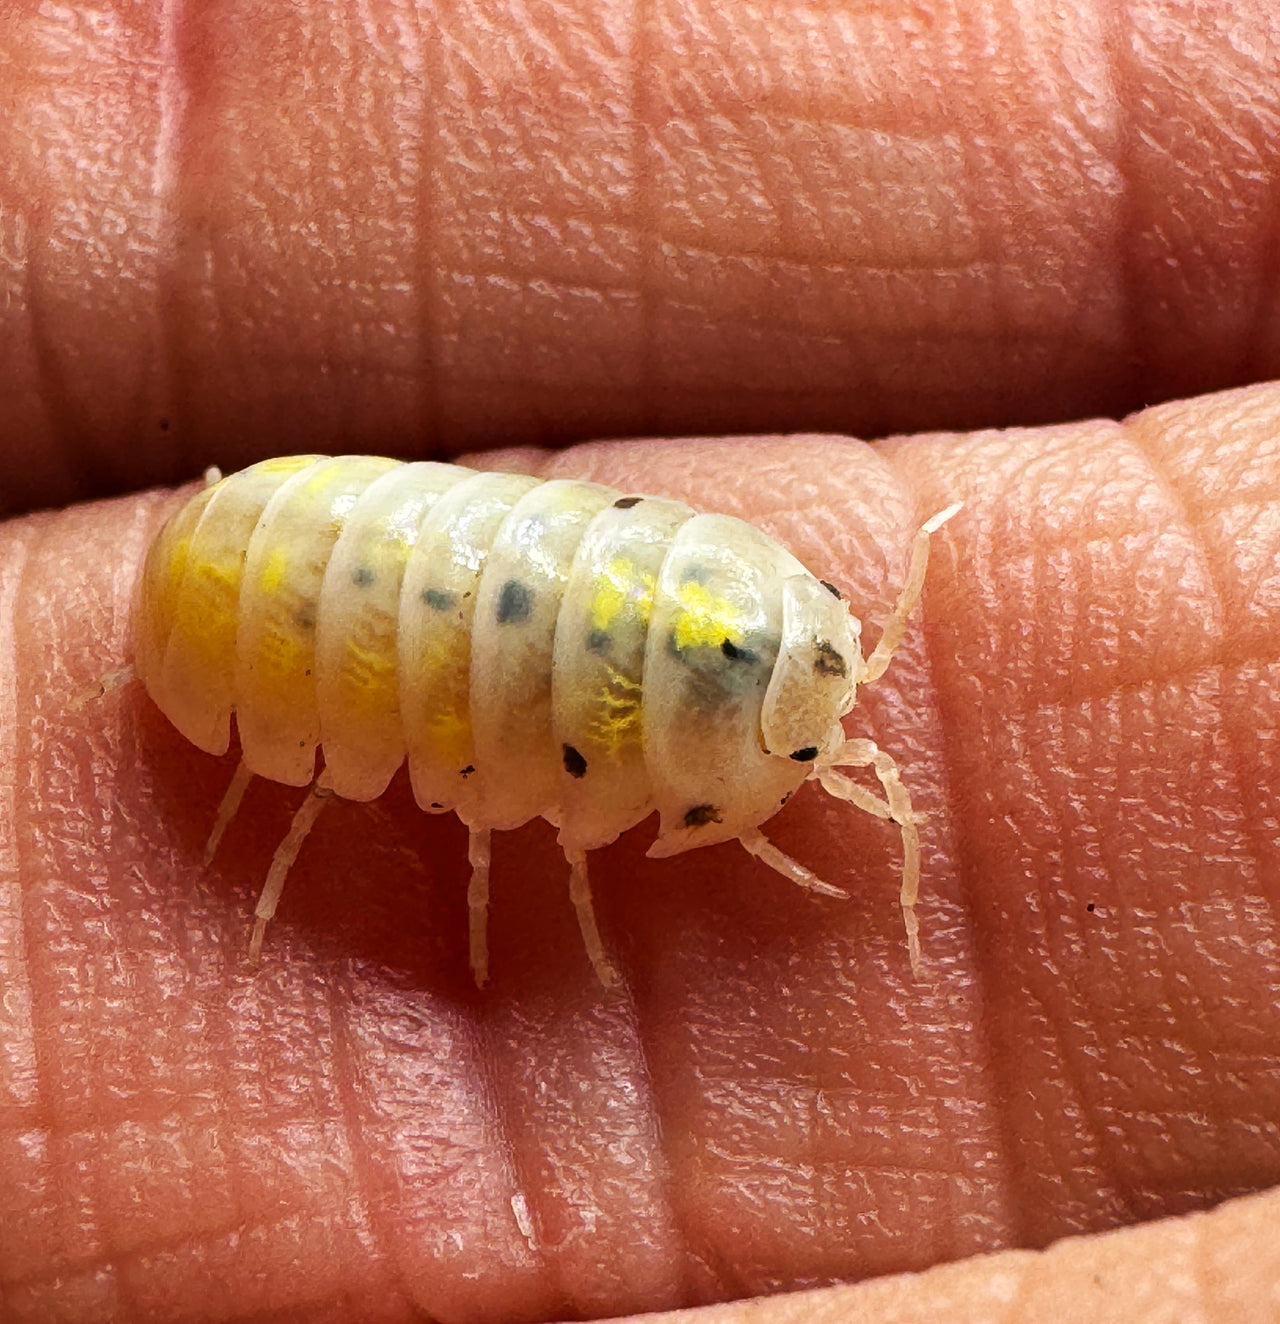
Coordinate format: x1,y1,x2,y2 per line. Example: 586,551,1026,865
135,454,959,987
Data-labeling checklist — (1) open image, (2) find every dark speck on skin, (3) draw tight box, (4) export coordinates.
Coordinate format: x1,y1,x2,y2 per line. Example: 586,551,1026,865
352,566,375,587
721,638,757,664
789,746,819,762
562,744,587,778
423,587,456,611
460,765,475,778
613,496,642,509
496,579,533,624
683,803,723,828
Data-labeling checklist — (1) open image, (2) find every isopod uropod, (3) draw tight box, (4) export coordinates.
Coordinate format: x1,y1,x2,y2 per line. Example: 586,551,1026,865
135,454,959,987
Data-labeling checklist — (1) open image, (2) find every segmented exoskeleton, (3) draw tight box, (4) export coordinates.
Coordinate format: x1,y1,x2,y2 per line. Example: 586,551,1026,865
135,454,958,986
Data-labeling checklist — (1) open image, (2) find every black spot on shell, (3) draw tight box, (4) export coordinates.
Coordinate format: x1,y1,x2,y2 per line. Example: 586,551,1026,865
304,668,311,676
459,765,475,778
562,744,587,778
351,566,375,588
820,579,842,599
613,495,642,509
496,579,533,624
683,804,723,828
789,746,820,762
814,640,848,678
422,587,456,611
586,629,611,655
721,638,757,663
1087,902,1096,913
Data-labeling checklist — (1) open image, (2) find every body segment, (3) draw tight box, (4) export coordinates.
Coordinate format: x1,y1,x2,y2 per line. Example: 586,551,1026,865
135,455,957,985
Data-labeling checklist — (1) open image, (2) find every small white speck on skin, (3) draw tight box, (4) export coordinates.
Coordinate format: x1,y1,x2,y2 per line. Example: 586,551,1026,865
511,1191,537,1248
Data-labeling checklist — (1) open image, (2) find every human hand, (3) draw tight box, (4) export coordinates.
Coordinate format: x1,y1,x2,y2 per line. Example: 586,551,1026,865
1,2,1278,1321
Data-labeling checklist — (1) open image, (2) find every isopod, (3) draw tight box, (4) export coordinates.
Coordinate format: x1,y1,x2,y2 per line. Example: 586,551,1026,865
134,454,959,987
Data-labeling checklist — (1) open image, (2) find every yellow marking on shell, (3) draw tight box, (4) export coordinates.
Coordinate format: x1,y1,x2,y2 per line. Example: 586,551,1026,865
255,624,308,690
422,706,472,766
408,625,473,762
673,580,743,651
146,536,194,632
256,455,318,477
302,465,338,497
167,538,191,587
171,555,242,667
590,557,655,633
339,632,398,711
260,546,289,594
587,663,644,755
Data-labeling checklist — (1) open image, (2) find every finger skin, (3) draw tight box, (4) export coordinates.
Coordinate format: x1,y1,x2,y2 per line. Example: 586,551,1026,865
1,382,1278,1320
615,1186,1280,1324
3,0,1280,513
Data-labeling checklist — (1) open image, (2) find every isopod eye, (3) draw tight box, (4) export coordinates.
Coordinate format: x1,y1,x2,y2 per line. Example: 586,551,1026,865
761,575,860,761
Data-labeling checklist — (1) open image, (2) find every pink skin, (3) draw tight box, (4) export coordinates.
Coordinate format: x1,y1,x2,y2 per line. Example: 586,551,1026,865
1,2,1280,1321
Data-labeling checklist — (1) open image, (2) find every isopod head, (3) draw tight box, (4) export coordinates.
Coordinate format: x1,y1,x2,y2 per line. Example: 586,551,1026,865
760,573,862,765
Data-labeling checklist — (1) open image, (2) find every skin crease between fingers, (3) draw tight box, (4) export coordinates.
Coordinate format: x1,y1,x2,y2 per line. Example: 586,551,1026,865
0,0,1279,1322
3,385,1280,1324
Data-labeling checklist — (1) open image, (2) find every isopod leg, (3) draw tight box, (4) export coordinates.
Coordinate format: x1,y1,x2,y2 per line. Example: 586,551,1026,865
828,738,923,977
249,775,334,964
565,848,619,988
862,502,961,684
467,828,492,988
205,759,254,864
815,766,893,822
738,828,849,899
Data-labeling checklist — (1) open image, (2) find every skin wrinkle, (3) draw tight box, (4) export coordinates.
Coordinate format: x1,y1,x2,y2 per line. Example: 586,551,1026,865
882,436,1007,1247
887,432,1079,1250
602,984,683,1307
888,395,1280,1246
1120,0,1280,397
1119,414,1280,1129
1132,401,1280,948
635,0,656,424
472,997,562,1309
153,0,184,482
418,0,443,450
14,516,98,1278
323,965,403,1306
0,521,38,1127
